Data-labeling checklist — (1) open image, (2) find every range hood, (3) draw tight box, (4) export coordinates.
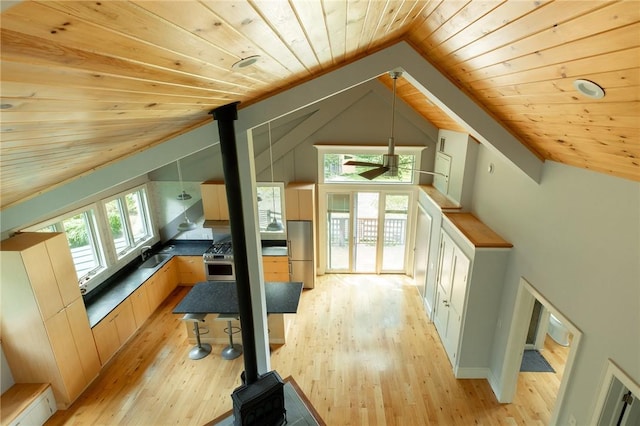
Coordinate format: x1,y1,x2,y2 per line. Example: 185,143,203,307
203,219,231,229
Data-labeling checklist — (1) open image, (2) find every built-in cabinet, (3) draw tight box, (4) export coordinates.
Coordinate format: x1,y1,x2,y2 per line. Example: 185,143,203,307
92,298,137,365
432,213,512,378
174,255,206,285
262,255,290,281
285,183,315,221
0,232,100,409
201,181,229,220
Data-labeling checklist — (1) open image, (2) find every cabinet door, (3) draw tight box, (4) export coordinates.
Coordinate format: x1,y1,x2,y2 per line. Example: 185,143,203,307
22,243,64,320
177,256,205,284
285,188,299,220
131,282,152,327
65,298,100,382
92,313,120,365
160,259,178,299
296,188,314,221
450,247,470,315
45,233,82,307
145,275,163,313
201,183,229,220
114,299,137,345
44,309,85,402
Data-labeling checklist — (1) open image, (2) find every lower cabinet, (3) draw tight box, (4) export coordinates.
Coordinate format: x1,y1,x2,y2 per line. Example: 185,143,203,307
130,281,152,327
175,256,205,285
262,256,290,281
92,299,137,365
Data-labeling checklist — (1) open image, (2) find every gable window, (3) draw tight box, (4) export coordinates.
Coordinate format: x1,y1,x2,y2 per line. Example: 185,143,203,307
316,145,424,184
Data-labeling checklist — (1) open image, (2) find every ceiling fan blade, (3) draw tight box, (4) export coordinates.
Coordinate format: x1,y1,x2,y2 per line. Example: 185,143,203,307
344,160,383,167
397,165,449,180
360,166,389,180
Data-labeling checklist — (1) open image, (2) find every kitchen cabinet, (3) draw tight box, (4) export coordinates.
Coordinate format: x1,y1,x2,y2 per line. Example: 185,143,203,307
262,255,290,282
145,259,178,312
201,181,229,220
0,232,100,408
130,281,152,327
175,255,205,285
433,213,512,378
285,183,315,221
92,298,137,365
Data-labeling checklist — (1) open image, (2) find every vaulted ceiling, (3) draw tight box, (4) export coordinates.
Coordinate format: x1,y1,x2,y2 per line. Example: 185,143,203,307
1,1,638,211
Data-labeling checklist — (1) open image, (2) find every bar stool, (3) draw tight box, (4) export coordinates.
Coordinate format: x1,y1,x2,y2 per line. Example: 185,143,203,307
181,313,211,360
216,314,242,360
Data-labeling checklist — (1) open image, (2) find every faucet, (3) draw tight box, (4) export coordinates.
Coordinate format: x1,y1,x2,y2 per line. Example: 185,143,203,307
140,245,152,261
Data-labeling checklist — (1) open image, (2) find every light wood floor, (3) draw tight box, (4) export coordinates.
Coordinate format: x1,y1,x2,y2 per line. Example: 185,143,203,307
46,274,566,425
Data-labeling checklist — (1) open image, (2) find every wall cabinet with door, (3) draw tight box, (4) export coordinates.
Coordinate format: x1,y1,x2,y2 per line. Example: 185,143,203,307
285,183,315,221
201,181,229,220
432,212,512,378
0,232,101,408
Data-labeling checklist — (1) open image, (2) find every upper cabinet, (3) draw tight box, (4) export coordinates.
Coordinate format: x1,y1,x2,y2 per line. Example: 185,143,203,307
1,232,100,408
285,183,315,221
201,181,229,221
435,130,478,207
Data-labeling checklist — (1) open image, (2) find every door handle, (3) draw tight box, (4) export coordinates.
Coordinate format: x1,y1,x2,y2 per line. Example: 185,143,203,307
443,300,450,307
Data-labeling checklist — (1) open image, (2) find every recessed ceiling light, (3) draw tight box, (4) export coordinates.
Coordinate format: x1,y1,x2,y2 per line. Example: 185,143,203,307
573,79,605,99
231,55,260,70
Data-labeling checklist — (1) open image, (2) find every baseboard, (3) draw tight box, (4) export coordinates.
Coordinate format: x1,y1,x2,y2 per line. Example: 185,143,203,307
454,367,489,379
487,369,508,403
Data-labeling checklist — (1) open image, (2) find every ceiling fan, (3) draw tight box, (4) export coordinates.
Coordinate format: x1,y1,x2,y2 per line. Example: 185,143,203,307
344,71,448,181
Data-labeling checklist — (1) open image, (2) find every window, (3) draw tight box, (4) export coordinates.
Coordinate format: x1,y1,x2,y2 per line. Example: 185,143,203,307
105,188,152,259
316,145,425,184
37,208,105,283
27,184,156,291
256,182,286,240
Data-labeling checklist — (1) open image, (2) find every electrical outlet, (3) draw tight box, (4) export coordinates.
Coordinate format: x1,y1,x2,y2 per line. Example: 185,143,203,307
568,414,577,426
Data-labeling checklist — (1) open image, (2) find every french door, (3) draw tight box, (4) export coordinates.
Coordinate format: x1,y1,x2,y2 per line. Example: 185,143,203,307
326,190,411,273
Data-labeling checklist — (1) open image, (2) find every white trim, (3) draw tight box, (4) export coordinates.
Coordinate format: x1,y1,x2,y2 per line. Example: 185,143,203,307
455,367,490,379
590,359,640,425
496,277,582,425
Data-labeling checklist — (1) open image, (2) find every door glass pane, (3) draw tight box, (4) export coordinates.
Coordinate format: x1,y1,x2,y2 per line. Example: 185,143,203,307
382,194,409,271
327,193,350,270
354,192,379,272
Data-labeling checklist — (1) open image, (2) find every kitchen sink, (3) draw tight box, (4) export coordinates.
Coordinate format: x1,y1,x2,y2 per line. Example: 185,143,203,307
139,253,171,269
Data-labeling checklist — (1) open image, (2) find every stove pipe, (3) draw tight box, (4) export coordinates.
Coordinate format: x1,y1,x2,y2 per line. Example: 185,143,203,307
210,101,258,384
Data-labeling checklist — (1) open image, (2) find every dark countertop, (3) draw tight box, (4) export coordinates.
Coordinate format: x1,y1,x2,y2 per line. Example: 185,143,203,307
173,281,303,314
85,240,211,327
85,240,291,328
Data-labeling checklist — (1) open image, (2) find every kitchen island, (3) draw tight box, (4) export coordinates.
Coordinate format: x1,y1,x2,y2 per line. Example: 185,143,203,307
173,281,303,345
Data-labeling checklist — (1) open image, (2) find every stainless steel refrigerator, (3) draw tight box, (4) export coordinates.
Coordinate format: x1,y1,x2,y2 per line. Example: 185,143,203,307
287,220,315,289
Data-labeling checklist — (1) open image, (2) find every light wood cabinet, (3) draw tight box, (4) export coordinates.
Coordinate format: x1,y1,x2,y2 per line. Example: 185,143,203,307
201,181,229,220
0,232,99,408
92,298,136,365
433,213,512,377
158,258,178,299
175,255,205,285
130,281,152,328
262,256,290,282
285,183,315,221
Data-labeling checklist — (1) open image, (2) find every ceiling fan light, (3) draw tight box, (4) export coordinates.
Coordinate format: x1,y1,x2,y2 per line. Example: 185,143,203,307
573,79,605,99
232,55,260,70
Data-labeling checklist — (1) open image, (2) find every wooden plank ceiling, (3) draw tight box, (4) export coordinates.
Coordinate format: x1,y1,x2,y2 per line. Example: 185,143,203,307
1,1,638,210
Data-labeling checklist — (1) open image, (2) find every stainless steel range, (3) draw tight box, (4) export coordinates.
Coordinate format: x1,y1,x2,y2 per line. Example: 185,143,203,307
203,239,235,281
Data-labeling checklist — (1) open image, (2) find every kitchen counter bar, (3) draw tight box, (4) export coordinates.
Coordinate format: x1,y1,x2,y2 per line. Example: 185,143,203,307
84,240,291,328
173,281,303,315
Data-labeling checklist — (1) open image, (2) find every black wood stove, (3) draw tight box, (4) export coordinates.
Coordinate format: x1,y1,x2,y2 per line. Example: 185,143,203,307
211,102,286,426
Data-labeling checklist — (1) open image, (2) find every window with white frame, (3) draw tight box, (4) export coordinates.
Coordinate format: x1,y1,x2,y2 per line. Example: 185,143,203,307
36,208,105,283
316,145,424,184
105,187,152,259
27,185,156,290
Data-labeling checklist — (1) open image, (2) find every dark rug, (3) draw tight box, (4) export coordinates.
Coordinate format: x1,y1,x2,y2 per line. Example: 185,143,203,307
207,376,325,425
520,349,555,373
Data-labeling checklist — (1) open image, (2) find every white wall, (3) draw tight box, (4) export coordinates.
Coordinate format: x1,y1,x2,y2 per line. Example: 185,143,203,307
469,145,640,425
